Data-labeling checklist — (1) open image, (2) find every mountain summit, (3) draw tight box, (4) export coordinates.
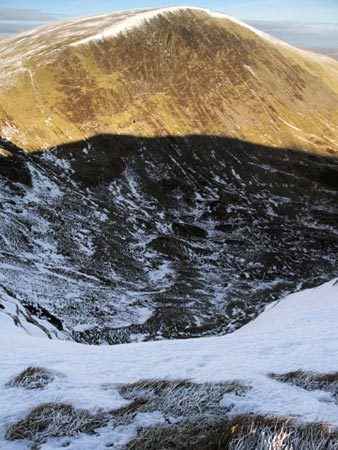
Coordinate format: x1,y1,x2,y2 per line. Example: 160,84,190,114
0,6,337,154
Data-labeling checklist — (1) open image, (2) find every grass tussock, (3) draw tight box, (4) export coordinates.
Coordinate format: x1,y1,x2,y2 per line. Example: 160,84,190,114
270,370,338,398
125,414,338,450
5,379,247,447
6,367,59,390
7,377,338,450
6,377,248,448
117,378,249,418
111,397,150,417
5,402,107,444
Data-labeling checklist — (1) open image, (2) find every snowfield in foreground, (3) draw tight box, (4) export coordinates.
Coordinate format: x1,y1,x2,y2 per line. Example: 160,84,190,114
1,278,338,449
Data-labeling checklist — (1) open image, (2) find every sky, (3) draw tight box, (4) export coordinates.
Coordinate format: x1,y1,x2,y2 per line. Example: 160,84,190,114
0,0,337,49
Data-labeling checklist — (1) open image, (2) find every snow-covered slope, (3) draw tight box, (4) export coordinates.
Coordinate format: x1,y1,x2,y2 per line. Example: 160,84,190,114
1,278,338,449
1,135,338,344
66,5,332,60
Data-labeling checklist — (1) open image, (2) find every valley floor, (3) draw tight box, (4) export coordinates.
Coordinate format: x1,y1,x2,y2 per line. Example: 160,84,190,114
1,278,338,449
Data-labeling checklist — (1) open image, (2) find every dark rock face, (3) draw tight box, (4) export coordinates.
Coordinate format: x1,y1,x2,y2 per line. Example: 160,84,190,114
0,134,337,343
52,134,127,186
0,138,32,186
172,223,208,239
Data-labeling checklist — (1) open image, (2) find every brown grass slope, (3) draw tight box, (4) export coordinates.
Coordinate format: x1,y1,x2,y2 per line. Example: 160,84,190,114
0,7,338,155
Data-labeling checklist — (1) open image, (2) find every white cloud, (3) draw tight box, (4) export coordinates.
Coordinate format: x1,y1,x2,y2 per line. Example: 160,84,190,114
248,20,338,48
0,8,59,22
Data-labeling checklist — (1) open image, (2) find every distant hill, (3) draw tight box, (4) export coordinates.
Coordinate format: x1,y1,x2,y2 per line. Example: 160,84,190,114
307,48,338,61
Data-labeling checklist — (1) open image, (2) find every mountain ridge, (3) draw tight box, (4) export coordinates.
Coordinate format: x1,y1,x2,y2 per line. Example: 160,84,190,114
0,7,337,155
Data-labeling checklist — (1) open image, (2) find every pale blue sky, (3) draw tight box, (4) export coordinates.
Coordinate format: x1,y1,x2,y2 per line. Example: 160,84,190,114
1,1,337,48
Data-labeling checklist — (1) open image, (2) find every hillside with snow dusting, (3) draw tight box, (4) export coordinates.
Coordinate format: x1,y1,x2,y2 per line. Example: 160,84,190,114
0,7,338,155
1,134,338,344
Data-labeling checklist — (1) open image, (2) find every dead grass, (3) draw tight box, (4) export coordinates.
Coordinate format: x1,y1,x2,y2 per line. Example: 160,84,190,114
125,414,338,450
6,367,58,390
5,378,248,447
111,397,150,417
7,377,338,449
118,378,249,418
270,370,338,399
4,378,246,447
118,379,338,449
5,402,107,444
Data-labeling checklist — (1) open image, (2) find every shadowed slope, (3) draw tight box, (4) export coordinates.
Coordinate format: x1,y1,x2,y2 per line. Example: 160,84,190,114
0,8,337,155
0,134,337,343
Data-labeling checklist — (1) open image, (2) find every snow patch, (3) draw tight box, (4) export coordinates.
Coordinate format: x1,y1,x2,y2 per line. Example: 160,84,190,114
1,278,338,450
278,117,301,131
68,6,331,64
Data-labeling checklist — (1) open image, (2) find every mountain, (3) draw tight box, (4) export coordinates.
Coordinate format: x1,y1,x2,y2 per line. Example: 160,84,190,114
0,7,338,156
0,7,338,344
